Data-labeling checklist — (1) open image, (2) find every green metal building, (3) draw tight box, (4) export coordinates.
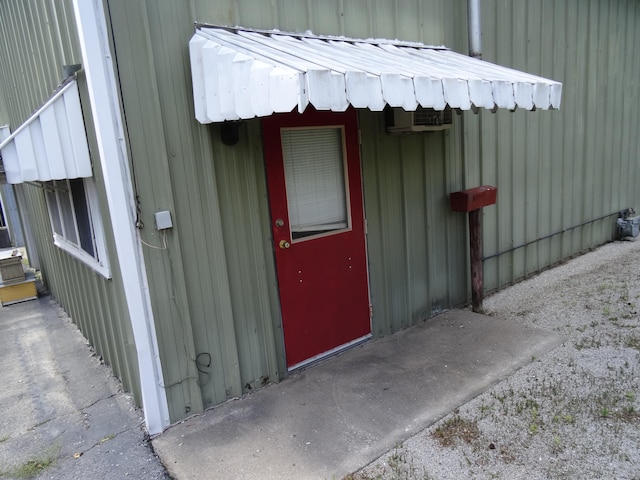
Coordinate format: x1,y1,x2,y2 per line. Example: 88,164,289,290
0,0,638,433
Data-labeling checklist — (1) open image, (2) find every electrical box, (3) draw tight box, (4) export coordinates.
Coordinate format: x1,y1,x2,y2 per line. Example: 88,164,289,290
450,186,497,212
617,209,640,240
154,210,173,230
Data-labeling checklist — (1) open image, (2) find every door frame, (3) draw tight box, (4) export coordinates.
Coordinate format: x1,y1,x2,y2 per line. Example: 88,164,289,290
262,107,372,370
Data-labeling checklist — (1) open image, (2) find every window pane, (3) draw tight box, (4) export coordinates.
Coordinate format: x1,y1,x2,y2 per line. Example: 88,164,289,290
70,179,96,257
43,177,109,277
55,180,78,245
46,188,63,235
281,128,348,239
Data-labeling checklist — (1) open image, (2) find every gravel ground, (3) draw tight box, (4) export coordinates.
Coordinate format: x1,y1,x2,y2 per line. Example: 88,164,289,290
351,239,640,480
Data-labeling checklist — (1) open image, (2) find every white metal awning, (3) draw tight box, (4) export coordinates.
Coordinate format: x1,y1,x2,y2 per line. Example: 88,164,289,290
0,78,92,184
189,25,563,124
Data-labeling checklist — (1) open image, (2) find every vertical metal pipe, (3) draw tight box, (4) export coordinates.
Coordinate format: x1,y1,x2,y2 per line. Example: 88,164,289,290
467,0,482,59
467,0,483,311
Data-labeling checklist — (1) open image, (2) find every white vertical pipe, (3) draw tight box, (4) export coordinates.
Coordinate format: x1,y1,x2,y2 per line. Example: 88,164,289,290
468,0,482,59
71,0,170,434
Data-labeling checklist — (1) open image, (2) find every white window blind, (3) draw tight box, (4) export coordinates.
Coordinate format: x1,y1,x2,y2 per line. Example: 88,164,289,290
281,128,348,238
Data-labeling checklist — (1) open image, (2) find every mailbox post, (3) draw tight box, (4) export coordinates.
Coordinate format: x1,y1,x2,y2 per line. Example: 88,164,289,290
450,186,497,312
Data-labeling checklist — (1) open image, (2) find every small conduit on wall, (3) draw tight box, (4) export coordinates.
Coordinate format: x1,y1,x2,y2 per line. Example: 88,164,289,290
482,210,624,262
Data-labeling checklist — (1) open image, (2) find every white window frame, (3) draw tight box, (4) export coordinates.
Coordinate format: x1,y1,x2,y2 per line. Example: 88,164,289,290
44,177,111,278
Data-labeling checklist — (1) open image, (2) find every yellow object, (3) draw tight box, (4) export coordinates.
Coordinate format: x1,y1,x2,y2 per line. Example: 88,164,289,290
0,276,37,305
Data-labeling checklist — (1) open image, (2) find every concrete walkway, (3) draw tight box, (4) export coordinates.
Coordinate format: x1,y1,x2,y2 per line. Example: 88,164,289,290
153,309,562,479
0,296,168,480
0,288,563,479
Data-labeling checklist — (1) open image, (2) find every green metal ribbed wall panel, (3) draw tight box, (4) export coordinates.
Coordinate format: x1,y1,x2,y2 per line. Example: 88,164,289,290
5,0,640,426
475,0,640,292
0,0,142,405
359,111,468,337
105,0,640,422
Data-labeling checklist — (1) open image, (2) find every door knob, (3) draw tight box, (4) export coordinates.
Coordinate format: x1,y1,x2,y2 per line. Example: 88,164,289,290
279,240,291,249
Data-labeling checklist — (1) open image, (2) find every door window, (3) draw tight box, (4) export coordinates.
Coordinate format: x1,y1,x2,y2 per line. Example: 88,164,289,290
281,127,349,240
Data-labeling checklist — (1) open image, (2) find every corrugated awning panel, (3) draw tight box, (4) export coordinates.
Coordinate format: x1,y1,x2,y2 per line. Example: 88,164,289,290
0,79,92,184
189,26,563,124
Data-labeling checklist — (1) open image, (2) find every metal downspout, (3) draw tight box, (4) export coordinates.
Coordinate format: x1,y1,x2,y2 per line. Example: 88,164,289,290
466,0,484,311
468,0,482,59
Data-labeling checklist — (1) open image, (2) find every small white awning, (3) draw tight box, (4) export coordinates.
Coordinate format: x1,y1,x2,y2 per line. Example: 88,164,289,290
189,26,563,124
0,78,92,184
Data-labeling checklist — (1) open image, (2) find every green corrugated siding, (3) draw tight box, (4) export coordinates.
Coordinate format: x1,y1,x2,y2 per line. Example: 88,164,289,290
359,111,469,335
106,0,286,420
474,0,640,292
100,0,640,424
103,0,640,423
104,0,463,421
0,0,142,404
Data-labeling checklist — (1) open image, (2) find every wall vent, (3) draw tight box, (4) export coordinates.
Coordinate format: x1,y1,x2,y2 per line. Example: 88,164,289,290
385,106,453,134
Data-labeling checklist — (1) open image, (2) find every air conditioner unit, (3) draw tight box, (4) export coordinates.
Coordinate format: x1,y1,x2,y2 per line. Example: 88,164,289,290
385,106,453,134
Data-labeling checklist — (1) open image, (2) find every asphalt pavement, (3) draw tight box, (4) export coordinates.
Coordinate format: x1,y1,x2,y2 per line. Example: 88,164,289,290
0,296,168,480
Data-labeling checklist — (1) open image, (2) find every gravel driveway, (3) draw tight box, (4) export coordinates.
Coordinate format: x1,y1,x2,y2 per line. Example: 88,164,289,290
351,239,640,479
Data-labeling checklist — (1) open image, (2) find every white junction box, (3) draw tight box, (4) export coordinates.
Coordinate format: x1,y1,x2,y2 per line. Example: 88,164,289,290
154,210,173,230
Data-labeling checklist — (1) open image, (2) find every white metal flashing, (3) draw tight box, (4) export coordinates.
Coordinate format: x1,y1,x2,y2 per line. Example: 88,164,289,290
190,26,563,123
0,80,92,184
72,0,170,434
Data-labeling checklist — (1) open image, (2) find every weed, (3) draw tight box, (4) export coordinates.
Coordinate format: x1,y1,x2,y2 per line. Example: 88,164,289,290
0,435,9,443
617,405,640,423
387,443,405,473
431,415,480,448
99,433,117,444
550,435,563,455
625,335,640,350
1,444,59,478
575,336,603,350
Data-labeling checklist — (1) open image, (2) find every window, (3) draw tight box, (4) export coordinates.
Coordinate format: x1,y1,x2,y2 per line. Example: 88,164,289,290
44,178,110,278
281,127,350,240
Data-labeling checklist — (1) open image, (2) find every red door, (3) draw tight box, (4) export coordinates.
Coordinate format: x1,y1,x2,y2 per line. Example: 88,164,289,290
262,108,371,369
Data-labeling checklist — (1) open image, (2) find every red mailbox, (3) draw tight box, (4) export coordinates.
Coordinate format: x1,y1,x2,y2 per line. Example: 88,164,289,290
449,185,497,313
450,185,497,212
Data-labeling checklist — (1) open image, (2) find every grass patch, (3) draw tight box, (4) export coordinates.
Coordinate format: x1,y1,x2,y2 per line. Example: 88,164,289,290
431,415,480,448
575,336,603,350
1,445,59,479
624,335,640,350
